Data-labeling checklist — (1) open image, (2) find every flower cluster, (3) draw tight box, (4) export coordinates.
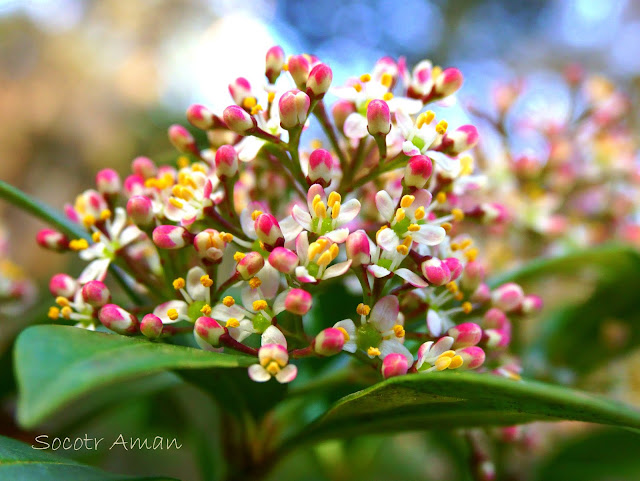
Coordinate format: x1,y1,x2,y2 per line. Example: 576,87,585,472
38,48,541,384
470,66,640,262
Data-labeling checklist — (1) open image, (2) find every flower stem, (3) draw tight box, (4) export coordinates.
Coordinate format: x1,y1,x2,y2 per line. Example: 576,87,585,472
313,101,349,174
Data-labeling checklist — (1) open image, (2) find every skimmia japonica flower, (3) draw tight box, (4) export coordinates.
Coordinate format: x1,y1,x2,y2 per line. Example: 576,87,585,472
37,48,541,388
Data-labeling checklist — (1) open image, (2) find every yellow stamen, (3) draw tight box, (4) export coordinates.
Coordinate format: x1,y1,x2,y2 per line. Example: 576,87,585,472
226,317,240,328
380,73,393,88
48,306,60,319
436,120,448,135
452,208,465,222
327,191,341,207
414,207,426,220
336,327,350,341
169,198,184,209
367,347,381,357
307,242,323,262
450,242,460,251
353,83,362,93
454,292,464,301
329,243,339,260
314,201,327,218
441,222,452,233
266,361,280,375
221,233,233,243
436,192,447,204
382,92,394,101
400,195,415,208
465,248,478,262
431,66,442,78
234,252,246,262
82,215,96,228
61,306,72,319
408,223,420,232
449,355,464,369
310,139,323,149
331,201,341,219
460,155,474,175
460,238,473,249
173,277,186,290
356,303,371,316
177,156,190,169
200,275,213,288
446,282,458,293
200,304,212,315
267,91,276,103
223,296,235,307
395,208,406,222
402,235,413,247
252,300,268,311
360,73,371,82
69,239,89,251
317,251,332,266
312,194,322,210
396,245,409,255
92,231,102,243
100,209,111,221
250,104,263,116
393,324,405,338
167,308,179,321
249,277,262,289
462,301,473,314
242,97,257,109
191,163,206,173
435,355,452,371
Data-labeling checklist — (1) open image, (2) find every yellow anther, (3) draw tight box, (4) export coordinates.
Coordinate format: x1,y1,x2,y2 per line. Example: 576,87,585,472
440,350,456,358
167,308,179,321
336,327,350,341
282,62,289,71
310,139,323,149
252,300,268,311
450,242,460,251
431,66,442,78
48,306,60,319
329,243,339,259
307,242,322,262
200,275,213,288
367,347,381,357
436,120,448,135
317,251,332,266
424,110,436,124
82,215,96,228
408,223,420,232
169,198,184,209
465,248,478,262
460,238,473,249
249,277,262,289
395,208,406,222
267,91,276,103
223,296,235,307
417,110,435,128
462,301,473,314
191,163,206,173
383,92,394,101
454,292,464,301
92,231,102,243
61,306,72,319
396,245,409,255
314,201,327,218
173,277,186,290
353,83,363,93
356,303,371,316
402,236,413,247
452,208,465,222
460,155,474,175
69,239,89,251
331,201,341,219
242,97,257,109
100,209,112,221
401,195,415,208
436,192,447,204
226,318,240,328
441,222,452,233
393,324,405,338
312,194,322,209
449,355,464,369
380,73,393,88
327,191,341,207
360,73,371,82
266,361,280,375
259,241,266,250
414,206,426,220
250,104,263,116
200,304,212,315
177,156,190,169
221,233,233,243
435,355,452,371
446,281,458,293
234,252,246,262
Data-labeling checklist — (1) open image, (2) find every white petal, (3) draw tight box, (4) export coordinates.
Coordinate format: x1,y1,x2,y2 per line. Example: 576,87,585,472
272,290,289,315
394,108,413,136
325,228,349,243
370,295,399,332
380,339,413,361
292,205,313,230
275,364,298,383
375,190,395,222
367,264,391,278
387,97,423,114
280,215,303,243
377,228,400,251
119,225,142,247
186,266,208,301
248,364,272,382
430,336,455,357
258,261,281,299
262,325,287,347
322,260,352,280
295,231,310,264
154,300,189,324
78,258,110,284
295,265,316,283
237,137,266,162
395,268,428,287
343,113,369,139
228,319,255,342
110,207,128,238
414,225,446,246
427,310,444,336
211,303,246,321
402,140,420,157
430,151,460,173
336,199,361,224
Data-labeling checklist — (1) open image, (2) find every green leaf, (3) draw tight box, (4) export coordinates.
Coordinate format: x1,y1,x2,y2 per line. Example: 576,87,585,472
0,435,177,481
280,372,640,450
14,325,254,429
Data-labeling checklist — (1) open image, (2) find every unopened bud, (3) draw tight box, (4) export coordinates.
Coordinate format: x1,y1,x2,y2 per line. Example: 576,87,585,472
437,125,479,155
471,283,491,303
404,155,433,188
193,229,227,263
152,225,192,249
421,257,451,286
140,313,164,339
483,308,509,331
81,280,111,307
482,328,511,349
346,230,371,267
187,104,215,130
279,89,310,130
95,169,121,195
433,67,463,98
194,316,226,348
448,322,482,348
461,260,485,291
98,304,138,335
236,251,265,280
284,288,312,315
228,77,253,106
49,273,77,298
223,105,256,135
366,99,391,136
124,174,145,196
265,46,285,83
332,100,356,133
288,54,310,90
443,257,463,280
168,124,197,154
126,196,154,226
491,283,524,312
268,247,299,274
37,229,69,251
457,346,485,370
214,145,239,179
314,327,345,356
255,213,285,251
307,148,333,187
519,294,543,314
381,353,409,379
131,156,157,178
306,63,333,99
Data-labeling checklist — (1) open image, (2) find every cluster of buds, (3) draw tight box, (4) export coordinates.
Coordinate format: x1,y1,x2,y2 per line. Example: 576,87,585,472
470,66,640,261
37,48,541,385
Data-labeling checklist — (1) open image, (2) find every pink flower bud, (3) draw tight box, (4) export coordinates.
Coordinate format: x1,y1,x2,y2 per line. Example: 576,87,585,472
228,77,253,106
307,148,333,187
288,54,310,90
95,169,121,195
404,155,433,188
168,124,197,154
194,316,226,347
124,174,145,196
306,63,333,98
236,251,265,280
193,229,227,262
421,257,451,286
519,295,543,314
366,99,391,136
214,145,239,179
438,125,479,155
448,322,482,348
140,313,163,339
332,100,356,133
407,60,434,99
471,283,491,303
314,327,345,356
457,346,485,370
187,104,215,130
98,304,138,335
279,89,310,130
131,156,157,179
265,46,285,84
381,353,409,379
37,229,69,251
284,288,312,315
483,308,509,331
443,257,463,281
81,280,111,307
491,283,524,312
255,213,285,251
268,247,299,274
345,230,371,267
126,195,154,226
152,225,192,249
482,328,510,349
433,67,463,98
461,260,485,291
223,105,255,135
49,273,77,298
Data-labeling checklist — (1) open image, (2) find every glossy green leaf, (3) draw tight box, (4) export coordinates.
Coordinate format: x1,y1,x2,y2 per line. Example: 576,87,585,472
14,325,254,428
281,372,640,450
0,435,177,481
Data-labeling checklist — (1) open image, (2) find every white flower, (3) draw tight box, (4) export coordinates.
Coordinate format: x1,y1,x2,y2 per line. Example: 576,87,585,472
293,231,352,284
248,326,297,383
164,164,222,228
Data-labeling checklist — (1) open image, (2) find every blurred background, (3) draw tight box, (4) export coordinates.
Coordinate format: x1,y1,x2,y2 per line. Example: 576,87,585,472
1,1,640,480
